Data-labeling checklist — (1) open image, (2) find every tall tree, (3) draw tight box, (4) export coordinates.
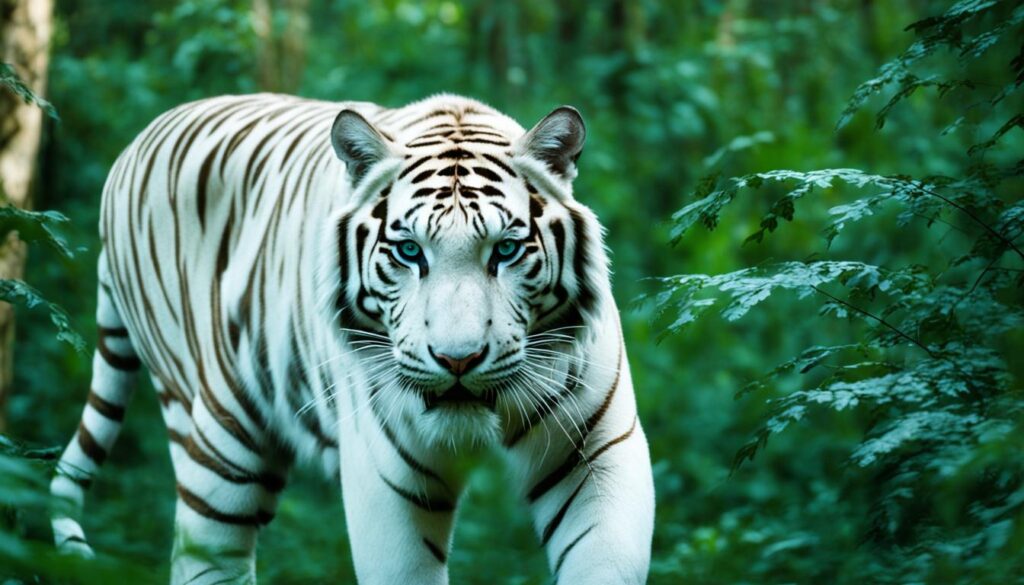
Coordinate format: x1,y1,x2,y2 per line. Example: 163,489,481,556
252,0,309,92
0,0,54,431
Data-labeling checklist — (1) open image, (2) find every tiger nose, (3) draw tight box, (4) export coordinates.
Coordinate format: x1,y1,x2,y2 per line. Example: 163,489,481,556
429,345,488,376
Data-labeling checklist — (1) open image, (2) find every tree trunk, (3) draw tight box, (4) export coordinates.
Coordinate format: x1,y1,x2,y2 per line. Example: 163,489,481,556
0,0,53,432
252,0,309,93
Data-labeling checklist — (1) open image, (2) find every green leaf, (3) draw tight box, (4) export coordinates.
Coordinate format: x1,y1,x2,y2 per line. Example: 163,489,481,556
0,204,76,259
0,279,85,353
0,63,58,120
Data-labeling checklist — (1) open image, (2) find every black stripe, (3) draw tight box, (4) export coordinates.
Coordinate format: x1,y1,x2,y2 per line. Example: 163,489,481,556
408,139,445,148
167,429,187,446
398,156,430,179
460,128,504,137
59,469,92,489
336,214,352,314
176,483,271,526
379,420,451,493
472,166,501,181
400,110,452,130
411,168,436,183
527,359,626,500
423,537,447,564
184,433,286,493
76,423,108,464
581,347,623,441
554,524,596,574
483,153,517,177
452,137,510,146
528,451,582,503
568,208,597,314
195,144,220,230
375,263,396,286
413,187,435,198
59,534,88,547
541,473,590,546
379,473,455,512
97,329,141,371
588,416,638,464
87,391,126,422
438,148,473,159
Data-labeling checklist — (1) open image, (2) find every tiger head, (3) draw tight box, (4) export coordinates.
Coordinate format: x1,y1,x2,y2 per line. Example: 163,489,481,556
328,97,608,446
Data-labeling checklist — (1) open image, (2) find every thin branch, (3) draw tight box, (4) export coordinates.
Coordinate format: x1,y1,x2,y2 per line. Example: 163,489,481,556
908,210,970,236
914,184,1024,262
958,254,1002,307
812,285,937,358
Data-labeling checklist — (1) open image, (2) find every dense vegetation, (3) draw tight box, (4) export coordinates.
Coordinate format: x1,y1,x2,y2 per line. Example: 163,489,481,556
2,0,1021,583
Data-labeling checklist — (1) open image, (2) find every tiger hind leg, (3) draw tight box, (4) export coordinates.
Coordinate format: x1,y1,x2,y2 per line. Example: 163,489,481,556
49,266,141,556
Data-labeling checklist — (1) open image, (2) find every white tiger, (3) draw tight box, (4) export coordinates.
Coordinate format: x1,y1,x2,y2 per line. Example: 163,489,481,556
49,93,654,584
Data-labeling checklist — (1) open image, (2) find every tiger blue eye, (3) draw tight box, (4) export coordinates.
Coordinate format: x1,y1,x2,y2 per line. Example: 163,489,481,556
495,239,519,259
398,241,421,260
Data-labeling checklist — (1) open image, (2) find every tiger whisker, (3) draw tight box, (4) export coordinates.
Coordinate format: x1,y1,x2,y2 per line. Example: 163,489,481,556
517,364,590,446
296,357,395,418
514,371,597,486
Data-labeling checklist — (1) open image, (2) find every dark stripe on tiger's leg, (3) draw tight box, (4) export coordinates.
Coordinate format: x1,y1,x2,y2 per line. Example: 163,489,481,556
527,349,623,502
171,410,289,585
528,451,582,503
586,416,638,465
379,473,455,513
182,433,285,493
378,415,450,493
86,390,126,422
176,483,271,527
171,481,271,585
554,524,596,576
541,472,591,546
76,422,108,465
51,268,140,556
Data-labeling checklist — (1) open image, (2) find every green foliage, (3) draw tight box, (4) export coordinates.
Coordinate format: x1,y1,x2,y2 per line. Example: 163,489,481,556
653,1,1024,582
1,65,83,349
0,437,158,584
0,162,84,353
0,63,58,120
0,280,83,353
0,206,76,260
836,0,1023,131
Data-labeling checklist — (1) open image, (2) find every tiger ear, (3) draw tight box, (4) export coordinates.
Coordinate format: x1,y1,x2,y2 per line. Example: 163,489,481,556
518,106,586,179
331,109,393,184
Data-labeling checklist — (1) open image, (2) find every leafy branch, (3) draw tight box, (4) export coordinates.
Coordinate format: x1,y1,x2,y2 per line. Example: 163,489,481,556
652,1,1024,579
0,63,58,120
0,280,84,353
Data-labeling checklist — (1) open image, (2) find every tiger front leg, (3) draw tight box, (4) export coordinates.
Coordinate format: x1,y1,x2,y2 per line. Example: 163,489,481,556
168,395,288,585
519,417,655,584
169,457,284,585
339,420,459,585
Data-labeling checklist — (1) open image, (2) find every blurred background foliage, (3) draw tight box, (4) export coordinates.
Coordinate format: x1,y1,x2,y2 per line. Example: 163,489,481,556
1,0,1022,583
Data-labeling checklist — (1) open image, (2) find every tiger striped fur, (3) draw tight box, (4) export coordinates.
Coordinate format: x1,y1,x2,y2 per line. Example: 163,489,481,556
49,93,654,584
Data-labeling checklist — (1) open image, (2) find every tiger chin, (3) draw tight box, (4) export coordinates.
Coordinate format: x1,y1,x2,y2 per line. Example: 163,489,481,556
49,93,655,585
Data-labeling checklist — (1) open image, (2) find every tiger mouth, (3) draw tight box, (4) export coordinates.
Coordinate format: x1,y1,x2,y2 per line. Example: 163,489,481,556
422,382,497,411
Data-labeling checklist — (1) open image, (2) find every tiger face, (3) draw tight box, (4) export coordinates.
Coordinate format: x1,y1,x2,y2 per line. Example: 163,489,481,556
330,102,602,445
